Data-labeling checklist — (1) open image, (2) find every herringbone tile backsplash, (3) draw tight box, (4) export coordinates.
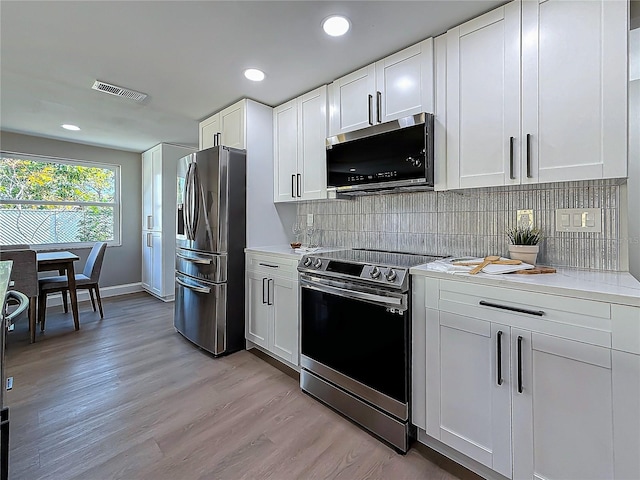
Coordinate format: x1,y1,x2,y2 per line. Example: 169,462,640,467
296,180,624,271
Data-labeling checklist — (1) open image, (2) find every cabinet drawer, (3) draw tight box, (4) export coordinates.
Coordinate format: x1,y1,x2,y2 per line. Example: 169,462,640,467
246,254,298,277
435,279,611,347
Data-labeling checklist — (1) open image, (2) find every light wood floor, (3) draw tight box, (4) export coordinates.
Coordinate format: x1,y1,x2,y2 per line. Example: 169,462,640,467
5,293,465,480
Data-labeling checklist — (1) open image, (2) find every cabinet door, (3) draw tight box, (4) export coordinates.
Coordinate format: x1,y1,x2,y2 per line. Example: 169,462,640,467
141,232,152,291
200,113,220,150
375,39,433,124
245,270,270,349
328,64,376,136
150,232,163,296
270,276,299,365
142,146,162,231
220,100,246,149
446,2,520,189
298,86,327,201
273,100,299,202
521,0,627,183
512,330,614,480
427,310,512,477
142,150,153,229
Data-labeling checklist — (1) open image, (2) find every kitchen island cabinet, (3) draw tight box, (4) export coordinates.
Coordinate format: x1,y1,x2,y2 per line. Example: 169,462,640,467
411,268,640,480
444,0,627,189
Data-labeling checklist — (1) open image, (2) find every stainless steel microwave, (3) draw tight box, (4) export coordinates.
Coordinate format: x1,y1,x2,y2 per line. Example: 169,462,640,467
326,113,434,194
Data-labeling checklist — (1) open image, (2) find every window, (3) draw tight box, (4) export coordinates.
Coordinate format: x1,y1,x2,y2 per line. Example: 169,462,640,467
0,152,120,248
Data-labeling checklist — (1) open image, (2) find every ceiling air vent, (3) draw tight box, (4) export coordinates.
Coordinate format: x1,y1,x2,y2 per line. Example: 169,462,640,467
91,80,147,102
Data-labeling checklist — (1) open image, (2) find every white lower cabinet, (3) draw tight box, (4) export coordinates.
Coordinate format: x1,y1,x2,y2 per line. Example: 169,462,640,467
426,310,512,477
414,276,638,480
245,253,299,366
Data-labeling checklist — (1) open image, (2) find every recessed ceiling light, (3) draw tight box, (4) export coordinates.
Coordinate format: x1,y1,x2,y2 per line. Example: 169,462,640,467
244,68,265,82
322,15,350,37
62,124,80,131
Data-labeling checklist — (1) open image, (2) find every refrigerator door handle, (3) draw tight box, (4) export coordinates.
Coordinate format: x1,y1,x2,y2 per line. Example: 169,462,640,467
184,163,193,240
176,252,213,264
176,277,211,294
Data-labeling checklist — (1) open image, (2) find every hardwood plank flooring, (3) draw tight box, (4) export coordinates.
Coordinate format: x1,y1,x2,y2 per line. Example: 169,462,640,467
5,293,463,480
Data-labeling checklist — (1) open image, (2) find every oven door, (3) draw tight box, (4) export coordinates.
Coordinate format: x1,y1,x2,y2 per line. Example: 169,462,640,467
299,274,409,420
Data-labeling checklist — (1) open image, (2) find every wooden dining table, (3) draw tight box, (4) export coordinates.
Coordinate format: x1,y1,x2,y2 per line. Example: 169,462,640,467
36,251,81,330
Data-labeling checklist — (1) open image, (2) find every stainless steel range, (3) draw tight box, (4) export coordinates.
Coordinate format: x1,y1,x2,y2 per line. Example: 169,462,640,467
297,248,444,453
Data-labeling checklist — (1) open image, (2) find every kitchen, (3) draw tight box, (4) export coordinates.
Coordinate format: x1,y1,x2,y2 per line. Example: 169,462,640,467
1,1,639,479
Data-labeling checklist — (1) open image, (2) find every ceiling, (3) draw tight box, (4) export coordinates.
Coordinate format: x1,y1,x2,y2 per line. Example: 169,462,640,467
0,0,506,153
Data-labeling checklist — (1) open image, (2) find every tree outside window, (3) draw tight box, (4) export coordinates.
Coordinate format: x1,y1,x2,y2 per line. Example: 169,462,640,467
0,153,120,247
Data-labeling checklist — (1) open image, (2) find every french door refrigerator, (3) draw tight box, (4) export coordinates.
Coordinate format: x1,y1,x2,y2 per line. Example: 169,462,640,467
174,146,246,356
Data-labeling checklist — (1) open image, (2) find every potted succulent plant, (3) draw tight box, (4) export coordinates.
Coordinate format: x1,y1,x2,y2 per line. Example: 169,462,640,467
506,225,543,265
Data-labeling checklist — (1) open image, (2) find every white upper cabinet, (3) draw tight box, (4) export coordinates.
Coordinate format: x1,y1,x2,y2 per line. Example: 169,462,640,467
142,145,163,231
446,0,628,189
446,4,521,189
273,86,328,203
199,99,246,150
329,39,433,136
521,0,627,183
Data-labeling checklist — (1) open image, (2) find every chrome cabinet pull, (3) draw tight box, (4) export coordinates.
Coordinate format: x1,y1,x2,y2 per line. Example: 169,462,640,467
147,215,153,229
479,300,544,317
258,263,279,268
497,330,503,386
517,335,524,393
509,137,515,180
291,174,296,198
376,91,382,123
526,133,532,178
268,278,274,305
146,233,152,248
297,174,302,198
368,94,374,125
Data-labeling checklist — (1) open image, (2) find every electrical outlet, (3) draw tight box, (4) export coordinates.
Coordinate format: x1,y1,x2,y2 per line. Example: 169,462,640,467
555,208,602,232
306,213,314,226
517,209,534,228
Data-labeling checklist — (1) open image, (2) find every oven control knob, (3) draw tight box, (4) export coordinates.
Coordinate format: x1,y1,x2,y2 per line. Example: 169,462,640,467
370,266,381,279
385,269,397,281
303,257,313,267
314,258,322,269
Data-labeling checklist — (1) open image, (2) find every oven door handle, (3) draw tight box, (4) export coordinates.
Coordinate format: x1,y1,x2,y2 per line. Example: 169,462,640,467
301,279,404,309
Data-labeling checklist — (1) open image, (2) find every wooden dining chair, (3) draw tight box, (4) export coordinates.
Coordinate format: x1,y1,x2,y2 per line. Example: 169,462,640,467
38,242,107,330
0,248,38,343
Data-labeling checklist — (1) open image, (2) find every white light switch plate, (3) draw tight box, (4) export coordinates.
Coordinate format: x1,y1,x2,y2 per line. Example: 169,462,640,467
555,208,602,232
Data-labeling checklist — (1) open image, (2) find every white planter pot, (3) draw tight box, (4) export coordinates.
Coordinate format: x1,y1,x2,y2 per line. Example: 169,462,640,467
508,244,539,265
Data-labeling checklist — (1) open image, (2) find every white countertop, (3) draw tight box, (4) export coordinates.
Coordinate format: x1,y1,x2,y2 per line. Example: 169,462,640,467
244,245,345,260
410,263,640,307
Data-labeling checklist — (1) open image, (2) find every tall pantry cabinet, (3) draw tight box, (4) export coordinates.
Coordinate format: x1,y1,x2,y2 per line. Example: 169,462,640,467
141,143,195,301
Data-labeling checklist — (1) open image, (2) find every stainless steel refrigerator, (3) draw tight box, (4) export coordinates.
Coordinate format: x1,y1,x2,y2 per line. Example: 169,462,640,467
174,146,246,356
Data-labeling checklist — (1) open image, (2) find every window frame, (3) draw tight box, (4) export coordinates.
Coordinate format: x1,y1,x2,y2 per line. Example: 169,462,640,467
0,150,122,250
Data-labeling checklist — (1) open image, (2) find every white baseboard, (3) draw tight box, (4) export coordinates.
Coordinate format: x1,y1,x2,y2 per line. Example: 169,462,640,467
45,282,143,308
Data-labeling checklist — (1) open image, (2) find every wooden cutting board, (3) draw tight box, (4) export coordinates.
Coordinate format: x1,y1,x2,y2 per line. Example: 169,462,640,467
513,266,556,274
